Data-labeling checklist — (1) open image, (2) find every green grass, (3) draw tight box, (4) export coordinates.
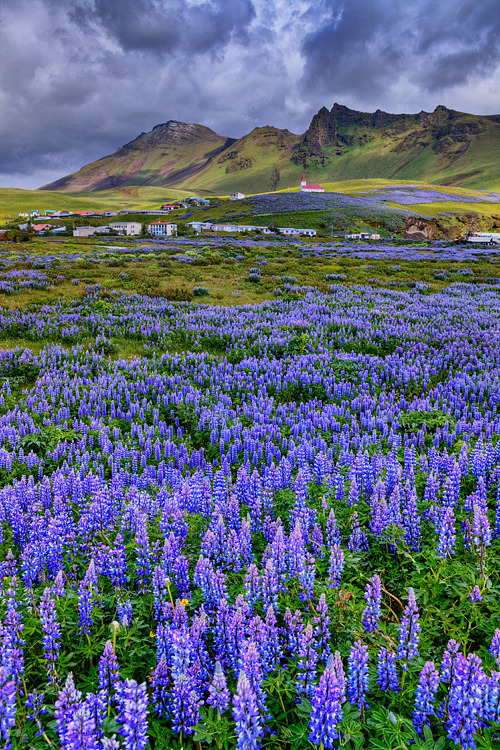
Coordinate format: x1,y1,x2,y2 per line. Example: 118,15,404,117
0,186,193,221
0,235,499,318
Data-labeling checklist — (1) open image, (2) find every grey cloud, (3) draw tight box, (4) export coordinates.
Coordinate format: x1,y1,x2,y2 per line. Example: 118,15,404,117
70,0,256,55
300,0,500,103
0,0,499,188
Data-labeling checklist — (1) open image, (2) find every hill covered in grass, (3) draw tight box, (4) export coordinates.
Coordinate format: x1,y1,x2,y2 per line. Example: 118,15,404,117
41,103,500,194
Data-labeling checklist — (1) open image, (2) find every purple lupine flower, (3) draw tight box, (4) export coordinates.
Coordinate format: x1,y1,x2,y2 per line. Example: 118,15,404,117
402,488,421,551
207,661,230,714
446,653,486,750
347,640,369,713
151,658,170,717
436,506,456,558
55,673,82,749
117,599,133,628
362,575,382,633
1,579,24,684
483,671,500,724
489,630,500,668
233,670,263,750
78,576,96,635
65,704,100,750
441,639,461,684
25,690,47,738
333,651,346,705
116,679,148,750
396,588,421,669
135,516,152,592
240,640,270,726
313,593,331,658
244,563,261,609
171,673,202,734
260,606,282,673
98,641,120,706
325,508,341,547
377,648,399,693
39,586,61,683
171,626,193,681
413,661,440,735
347,512,368,553
260,559,280,611
296,623,319,700
328,544,345,588
473,504,492,547
469,586,483,603
102,737,121,750
308,654,344,748
0,667,16,750
283,607,303,655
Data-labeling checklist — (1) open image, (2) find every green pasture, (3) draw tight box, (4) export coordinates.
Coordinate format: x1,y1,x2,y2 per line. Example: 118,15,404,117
0,236,498,326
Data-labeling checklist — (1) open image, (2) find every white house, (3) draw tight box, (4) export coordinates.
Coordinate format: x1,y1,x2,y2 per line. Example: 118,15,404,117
230,192,245,201
109,222,142,236
186,221,214,232
345,233,380,240
299,174,324,193
147,222,177,236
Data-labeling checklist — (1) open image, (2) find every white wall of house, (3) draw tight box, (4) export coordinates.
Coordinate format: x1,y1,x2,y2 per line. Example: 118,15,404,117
109,222,142,235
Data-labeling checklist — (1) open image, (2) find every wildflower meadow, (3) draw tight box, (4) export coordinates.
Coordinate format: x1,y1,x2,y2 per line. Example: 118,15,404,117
1,276,500,750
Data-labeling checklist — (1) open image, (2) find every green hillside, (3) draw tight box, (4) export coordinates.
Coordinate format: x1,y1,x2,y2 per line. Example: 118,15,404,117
41,104,500,195
0,185,194,220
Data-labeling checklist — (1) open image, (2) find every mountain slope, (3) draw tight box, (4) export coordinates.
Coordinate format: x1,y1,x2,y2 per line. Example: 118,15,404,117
43,121,235,192
41,104,500,193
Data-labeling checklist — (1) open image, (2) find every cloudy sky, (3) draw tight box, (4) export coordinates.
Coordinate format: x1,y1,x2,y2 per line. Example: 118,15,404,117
1,0,499,189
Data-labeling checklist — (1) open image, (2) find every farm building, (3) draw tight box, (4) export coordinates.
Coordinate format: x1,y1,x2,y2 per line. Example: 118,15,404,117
230,192,245,201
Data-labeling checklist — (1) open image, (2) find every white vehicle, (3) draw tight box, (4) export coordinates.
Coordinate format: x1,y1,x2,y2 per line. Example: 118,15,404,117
466,232,500,244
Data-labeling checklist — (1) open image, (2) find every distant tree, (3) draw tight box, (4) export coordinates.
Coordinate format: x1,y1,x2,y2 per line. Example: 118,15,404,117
5,228,31,243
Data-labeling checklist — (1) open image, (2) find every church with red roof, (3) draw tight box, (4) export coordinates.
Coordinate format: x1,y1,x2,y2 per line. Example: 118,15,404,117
299,173,325,193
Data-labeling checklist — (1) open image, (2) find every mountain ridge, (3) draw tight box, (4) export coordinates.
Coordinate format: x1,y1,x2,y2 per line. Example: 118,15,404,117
41,103,500,193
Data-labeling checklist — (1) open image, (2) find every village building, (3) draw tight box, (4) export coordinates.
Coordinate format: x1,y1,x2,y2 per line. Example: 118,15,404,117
32,223,53,235
147,222,177,236
345,232,380,240
279,227,317,237
72,226,110,237
108,222,142,236
160,203,183,211
299,174,324,193
186,221,315,236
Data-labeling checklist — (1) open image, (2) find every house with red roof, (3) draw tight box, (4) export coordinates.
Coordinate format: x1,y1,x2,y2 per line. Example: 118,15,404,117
32,224,53,234
299,173,325,193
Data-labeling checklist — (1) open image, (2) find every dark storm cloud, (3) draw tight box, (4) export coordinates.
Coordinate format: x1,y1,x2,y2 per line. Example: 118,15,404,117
301,0,500,104
0,0,498,188
70,0,255,55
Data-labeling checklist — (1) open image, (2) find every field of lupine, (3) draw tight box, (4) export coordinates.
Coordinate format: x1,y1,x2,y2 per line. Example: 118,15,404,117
1,273,500,750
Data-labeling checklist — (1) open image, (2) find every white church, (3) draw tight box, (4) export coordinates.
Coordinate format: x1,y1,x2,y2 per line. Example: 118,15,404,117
299,173,325,193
